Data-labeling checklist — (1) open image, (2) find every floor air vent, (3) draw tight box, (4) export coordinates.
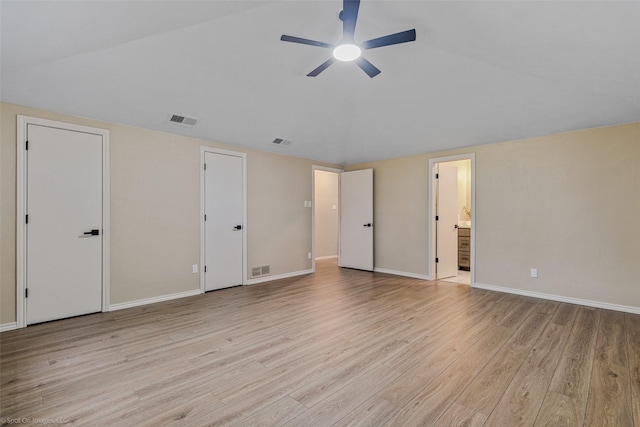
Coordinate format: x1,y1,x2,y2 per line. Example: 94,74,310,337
251,265,271,278
168,114,199,127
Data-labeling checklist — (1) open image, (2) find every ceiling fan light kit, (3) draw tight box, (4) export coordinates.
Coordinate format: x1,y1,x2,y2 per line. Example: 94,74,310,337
281,0,416,78
333,44,362,62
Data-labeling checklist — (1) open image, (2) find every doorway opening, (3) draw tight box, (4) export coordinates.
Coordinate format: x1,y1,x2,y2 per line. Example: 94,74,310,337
312,166,342,272
429,154,475,285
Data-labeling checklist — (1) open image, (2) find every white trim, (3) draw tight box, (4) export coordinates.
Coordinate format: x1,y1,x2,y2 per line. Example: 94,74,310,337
315,255,338,260
16,115,110,328
373,268,430,281
0,322,18,333
102,130,111,312
200,147,248,293
109,289,202,312
428,153,475,283
473,282,640,315
246,269,313,285
311,165,344,273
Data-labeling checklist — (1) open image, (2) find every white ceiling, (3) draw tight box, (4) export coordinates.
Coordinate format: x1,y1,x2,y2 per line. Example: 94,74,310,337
2,1,639,165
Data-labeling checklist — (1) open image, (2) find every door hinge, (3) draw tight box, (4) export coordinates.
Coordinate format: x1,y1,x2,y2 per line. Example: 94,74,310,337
435,215,439,221
25,288,29,298
25,140,29,150
204,214,207,221
25,214,29,224
435,173,439,179
204,266,207,273
204,163,207,170
435,258,439,263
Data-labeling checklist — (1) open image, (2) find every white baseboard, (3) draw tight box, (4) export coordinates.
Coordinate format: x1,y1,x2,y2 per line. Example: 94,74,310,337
315,255,338,260
109,289,202,311
373,268,431,281
0,322,18,332
246,269,313,285
473,282,640,315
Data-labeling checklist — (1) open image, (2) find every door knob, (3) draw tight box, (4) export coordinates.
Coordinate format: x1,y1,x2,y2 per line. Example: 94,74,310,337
363,223,372,227
233,225,243,231
83,229,100,236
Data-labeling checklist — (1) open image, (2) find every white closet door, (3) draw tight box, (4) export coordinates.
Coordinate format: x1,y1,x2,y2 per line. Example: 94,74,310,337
204,152,244,291
26,124,103,324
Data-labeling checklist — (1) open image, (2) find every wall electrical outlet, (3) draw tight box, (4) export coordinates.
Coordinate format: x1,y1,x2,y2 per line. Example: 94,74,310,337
192,264,198,274
530,268,538,278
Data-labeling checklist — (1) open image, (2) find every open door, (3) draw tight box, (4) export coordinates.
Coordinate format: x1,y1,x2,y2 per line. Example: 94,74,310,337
339,169,373,271
436,164,458,279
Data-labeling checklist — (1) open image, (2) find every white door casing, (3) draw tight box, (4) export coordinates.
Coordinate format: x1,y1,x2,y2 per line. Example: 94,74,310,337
436,164,459,279
339,169,374,271
202,149,246,291
16,116,110,327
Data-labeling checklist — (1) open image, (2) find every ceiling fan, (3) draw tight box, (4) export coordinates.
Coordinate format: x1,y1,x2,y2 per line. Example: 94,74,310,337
281,0,416,78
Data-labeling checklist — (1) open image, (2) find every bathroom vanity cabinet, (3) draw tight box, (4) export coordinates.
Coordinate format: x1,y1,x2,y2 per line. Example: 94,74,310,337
458,227,470,271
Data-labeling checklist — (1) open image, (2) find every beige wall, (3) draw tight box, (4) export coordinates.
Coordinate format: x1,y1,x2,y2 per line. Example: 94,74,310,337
1,102,337,324
2,101,638,325
348,122,640,310
347,154,432,275
476,124,639,308
314,170,339,259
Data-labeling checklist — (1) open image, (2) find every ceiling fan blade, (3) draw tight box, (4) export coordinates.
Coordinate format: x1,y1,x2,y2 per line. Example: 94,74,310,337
362,29,416,50
280,35,333,49
355,57,381,78
342,0,360,40
307,58,336,77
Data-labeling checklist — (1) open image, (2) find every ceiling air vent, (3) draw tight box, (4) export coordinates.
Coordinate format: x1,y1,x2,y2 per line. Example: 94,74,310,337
272,138,292,146
168,114,199,127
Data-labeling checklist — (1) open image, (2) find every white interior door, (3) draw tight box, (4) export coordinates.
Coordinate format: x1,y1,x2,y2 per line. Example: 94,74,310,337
436,164,458,279
26,124,103,324
204,151,243,291
339,169,373,271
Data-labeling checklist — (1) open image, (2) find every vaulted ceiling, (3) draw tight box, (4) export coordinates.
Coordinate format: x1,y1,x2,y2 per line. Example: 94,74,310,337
2,1,639,164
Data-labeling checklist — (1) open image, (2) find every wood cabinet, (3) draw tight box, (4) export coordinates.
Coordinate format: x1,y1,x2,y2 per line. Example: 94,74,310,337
458,227,470,271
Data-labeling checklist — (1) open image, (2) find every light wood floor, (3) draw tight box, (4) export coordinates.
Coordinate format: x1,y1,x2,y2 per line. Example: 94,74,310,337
1,260,638,426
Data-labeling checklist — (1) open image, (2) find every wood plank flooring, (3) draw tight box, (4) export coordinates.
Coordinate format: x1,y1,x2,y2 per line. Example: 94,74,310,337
1,259,638,426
